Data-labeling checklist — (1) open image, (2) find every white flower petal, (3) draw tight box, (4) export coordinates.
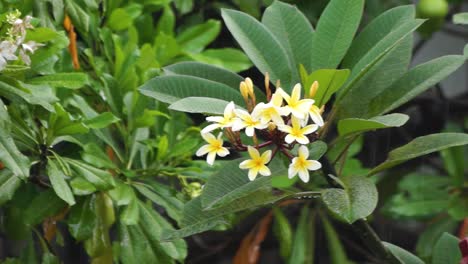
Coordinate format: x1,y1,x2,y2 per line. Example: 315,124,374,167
217,147,230,157
298,169,310,183
302,124,318,135
296,135,309,145
206,152,217,166
196,145,211,157
201,132,217,143
307,160,322,171
239,160,253,169
248,168,259,181
245,127,255,137
298,145,309,159
258,166,271,176
261,150,272,163
288,165,298,179
285,134,295,144
206,116,224,123
201,123,221,134
247,146,260,159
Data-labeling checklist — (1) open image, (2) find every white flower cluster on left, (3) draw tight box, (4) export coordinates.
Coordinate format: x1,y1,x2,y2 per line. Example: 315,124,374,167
0,11,43,71
196,77,325,183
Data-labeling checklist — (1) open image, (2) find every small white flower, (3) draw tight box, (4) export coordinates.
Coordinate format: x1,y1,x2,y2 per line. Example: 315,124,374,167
309,105,324,127
232,106,268,137
239,146,272,181
196,132,230,165
257,92,289,125
277,84,314,120
201,101,237,133
278,116,318,145
288,146,322,183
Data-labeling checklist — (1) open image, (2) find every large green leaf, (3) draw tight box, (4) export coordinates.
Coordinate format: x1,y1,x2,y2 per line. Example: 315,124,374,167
383,242,424,264
67,197,96,241
320,214,349,264
162,188,291,240
138,202,187,260
0,79,56,112
176,19,221,53
187,48,253,73
342,5,415,68
201,158,286,210
23,189,67,226
453,12,468,25
0,170,22,206
309,0,364,71
133,183,183,223
139,75,244,105
273,207,293,260
47,159,76,206
66,159,115,190
321,175,378,224
84,112,120,129
339,5,415,118
432,232,462,264
416,218,457,259
27,73,88,89
169,97,235,115
337,113,409,137
369,55,467,116
0,102,30,179
163,62,265,101
221,8,295,90
262,1,314,71
336,19,425,102
369,133,468,175
119,224,161,263
288,207,315,264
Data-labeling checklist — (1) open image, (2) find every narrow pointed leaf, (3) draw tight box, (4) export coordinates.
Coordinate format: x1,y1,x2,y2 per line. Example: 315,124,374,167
47,159,76,205
337,113,409,137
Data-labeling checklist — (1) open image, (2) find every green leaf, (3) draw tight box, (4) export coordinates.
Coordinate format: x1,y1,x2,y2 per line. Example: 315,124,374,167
432,232,462,264
262,1,314,71
309,0,364,71
383,242,424,264
177,19,221,53
303,69,350,107
201,158,285,210
84,112,120,129
70,177,97,195
320,214,349,264
288,206,315,264
453,12,468,25
369,133,468,175
121,198,139,225
68,197,96,241
24,189,67,226
342,5,415,68
49,104,89,139
188,48,252,73
163,189,291,240
28,73,88,89
26,27,61,42
107,8,133,31
156,6,175,36
369,55,467,116
416,218,457,259
0,126,30,179
337,18,425,102
67,159,115,190
321,175,378,223
0,170,22,206
169,97,236,115
441,145,465,187
273,207,293,260
82,144,116,169
139,75,245,105
133,183,183,223
47,159,75,206
118,224,160,263
221,8,295,90
163,62,265,101
65,0,90,32
337,113,409,137
138,202,187,260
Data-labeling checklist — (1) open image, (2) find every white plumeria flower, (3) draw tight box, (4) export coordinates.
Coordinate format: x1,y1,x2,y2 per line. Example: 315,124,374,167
279,117,318,145
256,92,289,125
239,146,272,181
201,101,236,133
196,132,230,166
232,105,268,137
288,146,322,183
0,41,18,71
277,84,314,120
309,104,324,127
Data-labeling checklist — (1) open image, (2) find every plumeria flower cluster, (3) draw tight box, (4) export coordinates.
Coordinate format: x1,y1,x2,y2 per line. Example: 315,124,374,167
0,10,43,71
197,74,325,183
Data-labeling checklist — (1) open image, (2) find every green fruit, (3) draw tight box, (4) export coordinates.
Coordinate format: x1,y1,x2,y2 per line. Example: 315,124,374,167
417,0,449,19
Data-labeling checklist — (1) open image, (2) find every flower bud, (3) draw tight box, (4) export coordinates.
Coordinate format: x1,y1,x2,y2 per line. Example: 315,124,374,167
309,81,319,98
